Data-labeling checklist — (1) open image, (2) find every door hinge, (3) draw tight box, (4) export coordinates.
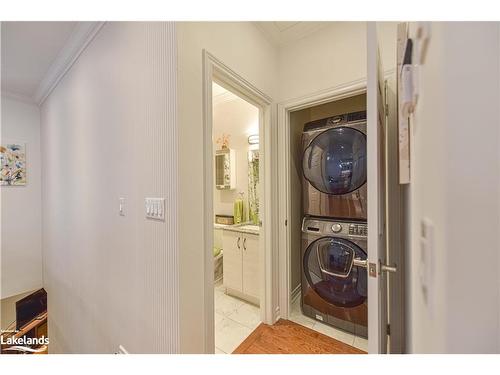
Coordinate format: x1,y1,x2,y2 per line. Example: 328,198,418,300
285,219,288,226
386,323,391,336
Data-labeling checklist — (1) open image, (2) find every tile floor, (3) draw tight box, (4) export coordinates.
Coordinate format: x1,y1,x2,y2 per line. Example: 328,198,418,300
214,281,368,353
214,281,260,354
288,297,368,352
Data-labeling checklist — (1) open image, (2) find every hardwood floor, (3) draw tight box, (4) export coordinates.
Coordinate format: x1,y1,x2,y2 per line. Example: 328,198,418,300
233,319,366,354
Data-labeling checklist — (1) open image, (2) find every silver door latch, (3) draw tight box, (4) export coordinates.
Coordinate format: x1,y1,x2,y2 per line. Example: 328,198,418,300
369,262,377,277
380,263,397,274
367,261,397,278
353,259,397,278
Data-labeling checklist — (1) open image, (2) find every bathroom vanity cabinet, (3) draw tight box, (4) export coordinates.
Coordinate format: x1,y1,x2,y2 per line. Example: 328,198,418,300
222,230,259,305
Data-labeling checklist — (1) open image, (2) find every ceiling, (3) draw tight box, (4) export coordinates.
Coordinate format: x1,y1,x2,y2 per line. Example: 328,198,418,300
0,21,330,102
212,82,241,106
1,21,78,100
253,22,330,46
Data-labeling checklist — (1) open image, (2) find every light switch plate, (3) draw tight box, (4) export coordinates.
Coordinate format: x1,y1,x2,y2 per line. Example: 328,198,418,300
145,198,165,221
119,197,126,216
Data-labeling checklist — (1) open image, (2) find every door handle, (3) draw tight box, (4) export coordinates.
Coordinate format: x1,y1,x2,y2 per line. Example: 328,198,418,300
353,258,368,268
316,249,368,278
355,259,397,277
237,237,240,249
243,237,247,251
380,262,397,274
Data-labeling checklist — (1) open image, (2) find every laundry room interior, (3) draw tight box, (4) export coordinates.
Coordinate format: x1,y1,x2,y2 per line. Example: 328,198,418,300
287,93,369,347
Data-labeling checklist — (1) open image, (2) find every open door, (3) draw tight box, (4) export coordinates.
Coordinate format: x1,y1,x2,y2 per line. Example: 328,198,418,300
367,22,388,354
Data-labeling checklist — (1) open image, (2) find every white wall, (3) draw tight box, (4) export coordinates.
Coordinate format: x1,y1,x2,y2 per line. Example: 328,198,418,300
177,22,278,353
213,96,259,218
278,22,397,103
1,96,43,299
40,22,179,354
278,23,366,102
406,22,500,353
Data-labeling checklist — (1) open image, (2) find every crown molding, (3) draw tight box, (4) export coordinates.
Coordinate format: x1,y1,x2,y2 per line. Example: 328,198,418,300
34,22,106,106
1,90,36,105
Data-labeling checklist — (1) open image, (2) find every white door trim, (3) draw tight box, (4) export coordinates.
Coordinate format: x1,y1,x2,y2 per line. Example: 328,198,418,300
202,50,274,354
277,78,367,321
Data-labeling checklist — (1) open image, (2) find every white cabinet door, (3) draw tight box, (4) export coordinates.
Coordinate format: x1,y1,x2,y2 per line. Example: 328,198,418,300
222,231,242,291
242,233,259,300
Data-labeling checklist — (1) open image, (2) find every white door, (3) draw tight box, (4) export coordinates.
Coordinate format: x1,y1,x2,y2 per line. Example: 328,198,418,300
242,234,260,301
222,231,243,291
367,22,388,354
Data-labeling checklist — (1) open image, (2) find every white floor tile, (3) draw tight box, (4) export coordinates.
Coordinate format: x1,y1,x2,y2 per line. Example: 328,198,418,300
214,288,262,353
353,336,368,352
215,347,226,354
215,292,245,317
289,311,316,329
215,316,252,354
215,312,226,326
289,299,316,328
227,302,261,330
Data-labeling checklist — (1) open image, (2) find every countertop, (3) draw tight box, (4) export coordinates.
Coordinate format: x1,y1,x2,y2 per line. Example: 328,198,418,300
214,222,260,235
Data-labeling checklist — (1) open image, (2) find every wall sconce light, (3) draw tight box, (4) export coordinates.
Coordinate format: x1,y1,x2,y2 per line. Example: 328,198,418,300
248,134,259,145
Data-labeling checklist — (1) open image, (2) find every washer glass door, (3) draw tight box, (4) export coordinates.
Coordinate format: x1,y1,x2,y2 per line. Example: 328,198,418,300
303,237,367,307
303,127,367,195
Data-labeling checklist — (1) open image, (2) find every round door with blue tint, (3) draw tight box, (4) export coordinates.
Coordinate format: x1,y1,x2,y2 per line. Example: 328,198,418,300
303,127,367,195
303,237,367,308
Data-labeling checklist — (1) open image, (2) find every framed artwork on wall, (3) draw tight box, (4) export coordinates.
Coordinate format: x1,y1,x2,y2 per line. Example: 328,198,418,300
0,143,27,186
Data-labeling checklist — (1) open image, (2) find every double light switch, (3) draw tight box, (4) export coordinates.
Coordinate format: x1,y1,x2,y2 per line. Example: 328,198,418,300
145,198,165,221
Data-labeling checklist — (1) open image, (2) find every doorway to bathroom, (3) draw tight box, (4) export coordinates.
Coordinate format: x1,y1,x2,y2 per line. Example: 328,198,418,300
212,81,261,354
202,51,273,354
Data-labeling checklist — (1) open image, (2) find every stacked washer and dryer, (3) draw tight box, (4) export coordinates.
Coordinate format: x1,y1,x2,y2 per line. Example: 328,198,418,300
301,110,368,338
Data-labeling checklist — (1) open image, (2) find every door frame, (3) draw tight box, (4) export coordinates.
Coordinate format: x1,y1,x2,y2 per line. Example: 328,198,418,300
276,78,367,321
202,50,274,353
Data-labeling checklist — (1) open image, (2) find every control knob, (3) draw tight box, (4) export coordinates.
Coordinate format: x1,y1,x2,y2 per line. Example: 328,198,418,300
331,223,342,233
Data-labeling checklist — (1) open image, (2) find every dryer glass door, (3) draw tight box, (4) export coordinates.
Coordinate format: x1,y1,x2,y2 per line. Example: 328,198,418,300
303,127,367,195
304,237,367,308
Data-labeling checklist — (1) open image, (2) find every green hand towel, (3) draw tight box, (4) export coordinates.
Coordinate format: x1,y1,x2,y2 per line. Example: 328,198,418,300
234,198,244,224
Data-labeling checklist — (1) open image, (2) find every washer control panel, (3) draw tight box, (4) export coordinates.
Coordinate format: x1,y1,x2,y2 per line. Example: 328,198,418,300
348,224,368,236
302,218,367,238
331,223,342,233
